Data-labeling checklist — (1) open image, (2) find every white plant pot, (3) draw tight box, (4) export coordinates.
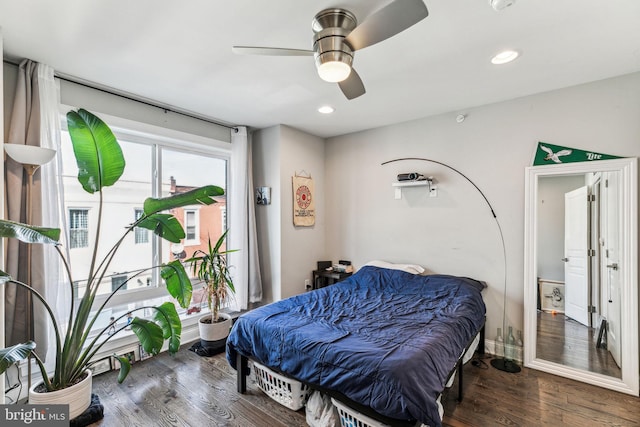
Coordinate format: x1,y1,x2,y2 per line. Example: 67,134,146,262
198,312,232,342
29,369,92,420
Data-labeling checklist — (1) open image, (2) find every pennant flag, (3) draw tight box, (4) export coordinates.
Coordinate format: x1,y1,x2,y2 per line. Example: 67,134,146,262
533,142,622,166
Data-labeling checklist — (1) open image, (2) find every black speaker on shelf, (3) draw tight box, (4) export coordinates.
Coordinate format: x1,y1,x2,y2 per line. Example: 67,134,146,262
317,261,332,270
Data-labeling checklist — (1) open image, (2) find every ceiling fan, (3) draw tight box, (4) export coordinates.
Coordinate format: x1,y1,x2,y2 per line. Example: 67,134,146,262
232,0,429,100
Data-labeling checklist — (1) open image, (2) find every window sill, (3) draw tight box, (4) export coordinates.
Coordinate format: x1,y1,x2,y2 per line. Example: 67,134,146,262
89,306,234,361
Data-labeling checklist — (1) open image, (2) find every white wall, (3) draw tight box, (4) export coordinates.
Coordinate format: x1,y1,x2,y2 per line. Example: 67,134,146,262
3,61,231,145
279,125,326,299
59,79,231,143
324,72,640,340
253,125,326,301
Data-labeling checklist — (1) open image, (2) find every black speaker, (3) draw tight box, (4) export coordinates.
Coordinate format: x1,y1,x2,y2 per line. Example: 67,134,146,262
317,261,332,270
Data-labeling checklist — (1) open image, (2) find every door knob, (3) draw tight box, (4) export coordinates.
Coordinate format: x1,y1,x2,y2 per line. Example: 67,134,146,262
606,263,619,270
561,257,569,262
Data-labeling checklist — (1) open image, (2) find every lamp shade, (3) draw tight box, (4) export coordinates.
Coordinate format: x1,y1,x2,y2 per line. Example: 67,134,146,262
317,61,352,83
4,143,56,166
314,48,353,83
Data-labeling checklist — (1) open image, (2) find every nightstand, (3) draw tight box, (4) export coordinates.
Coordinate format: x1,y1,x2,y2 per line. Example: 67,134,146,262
312,270,352,290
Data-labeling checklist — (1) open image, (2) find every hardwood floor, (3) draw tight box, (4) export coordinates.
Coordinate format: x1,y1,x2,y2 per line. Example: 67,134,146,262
89,343,640,427
536,311,621,378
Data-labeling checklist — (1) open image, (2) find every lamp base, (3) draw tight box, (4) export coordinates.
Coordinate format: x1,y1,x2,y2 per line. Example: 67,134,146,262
490,357,521,373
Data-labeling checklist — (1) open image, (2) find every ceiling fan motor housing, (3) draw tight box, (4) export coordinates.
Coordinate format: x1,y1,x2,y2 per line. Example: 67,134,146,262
312,9,358,77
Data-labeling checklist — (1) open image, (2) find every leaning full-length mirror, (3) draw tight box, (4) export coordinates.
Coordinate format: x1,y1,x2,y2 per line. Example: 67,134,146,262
524,158,638,395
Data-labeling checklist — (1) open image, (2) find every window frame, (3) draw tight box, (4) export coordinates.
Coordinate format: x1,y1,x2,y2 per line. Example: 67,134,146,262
59,106,231,311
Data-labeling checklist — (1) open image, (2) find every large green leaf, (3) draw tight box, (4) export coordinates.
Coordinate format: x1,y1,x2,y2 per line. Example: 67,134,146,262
114,354,131,384
143,185,224,216
0,220,60,245
131,318,164,356
153,302,182,355
0,270,12,284
67,109,125,194
160,260,193,308
137,214,185,243
0,341,36,373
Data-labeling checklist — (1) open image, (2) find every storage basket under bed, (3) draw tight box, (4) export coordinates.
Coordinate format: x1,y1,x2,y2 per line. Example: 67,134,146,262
252,361,311,410
331,397,389,427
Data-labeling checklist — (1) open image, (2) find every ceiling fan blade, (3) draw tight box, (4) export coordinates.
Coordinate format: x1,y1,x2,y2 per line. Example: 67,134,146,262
232,46,314,56
338,69,366,100
345,0,428,51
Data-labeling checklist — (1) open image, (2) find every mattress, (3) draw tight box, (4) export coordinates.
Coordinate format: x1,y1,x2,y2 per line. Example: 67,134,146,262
227,266,486,427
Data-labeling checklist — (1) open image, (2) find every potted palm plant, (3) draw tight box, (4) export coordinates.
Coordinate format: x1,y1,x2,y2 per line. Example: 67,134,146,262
186,230,236,352
0,109,223,419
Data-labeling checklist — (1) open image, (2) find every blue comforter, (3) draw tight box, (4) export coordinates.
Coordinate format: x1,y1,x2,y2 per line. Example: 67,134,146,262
227,266,486,427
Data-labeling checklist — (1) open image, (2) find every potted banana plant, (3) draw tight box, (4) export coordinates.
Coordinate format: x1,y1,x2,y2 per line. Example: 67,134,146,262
186,230,236,352
0,109,223,419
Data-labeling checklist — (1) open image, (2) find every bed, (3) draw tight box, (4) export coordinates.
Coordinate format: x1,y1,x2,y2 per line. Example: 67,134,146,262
226,265,487,427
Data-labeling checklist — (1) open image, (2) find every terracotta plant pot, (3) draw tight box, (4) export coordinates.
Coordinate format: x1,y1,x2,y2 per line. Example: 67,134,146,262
29,369,92,420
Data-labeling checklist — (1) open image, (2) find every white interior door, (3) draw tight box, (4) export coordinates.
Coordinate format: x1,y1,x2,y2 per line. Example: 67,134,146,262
564,186,590,326
602,172,622,367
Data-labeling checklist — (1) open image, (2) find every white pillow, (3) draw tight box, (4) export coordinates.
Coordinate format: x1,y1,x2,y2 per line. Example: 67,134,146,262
364,260,425,275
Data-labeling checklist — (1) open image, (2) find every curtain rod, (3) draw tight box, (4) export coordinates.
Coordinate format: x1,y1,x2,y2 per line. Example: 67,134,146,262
3,58,239,132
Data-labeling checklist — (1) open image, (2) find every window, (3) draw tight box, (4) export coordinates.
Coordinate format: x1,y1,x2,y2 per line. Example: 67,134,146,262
69,209,89,249
59,116,229,309
111,274,128,292
184,209,199,245
161,148,227,264
134,208,149,244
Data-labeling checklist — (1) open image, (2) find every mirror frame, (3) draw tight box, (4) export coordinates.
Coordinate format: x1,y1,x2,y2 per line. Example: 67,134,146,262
524,157,638,395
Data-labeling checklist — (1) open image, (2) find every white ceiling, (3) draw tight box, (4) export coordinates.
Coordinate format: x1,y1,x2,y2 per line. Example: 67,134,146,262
1,0,639,138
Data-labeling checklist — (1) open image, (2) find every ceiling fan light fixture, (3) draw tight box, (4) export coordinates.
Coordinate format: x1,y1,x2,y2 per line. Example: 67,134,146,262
315,48,353,82
317,61,352,83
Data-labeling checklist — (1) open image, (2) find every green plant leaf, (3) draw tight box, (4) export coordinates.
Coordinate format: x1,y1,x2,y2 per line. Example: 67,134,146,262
0,341,36,374
131,318,164,356
0,270,12,284
160,260,193,308
143,185,224,216
67,108,125,194
153,302,182,354
0,220,60,245
115,354,131,384
136,214,185,243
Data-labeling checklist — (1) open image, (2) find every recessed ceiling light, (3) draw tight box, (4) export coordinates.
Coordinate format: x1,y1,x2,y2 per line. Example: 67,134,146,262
489,0,517,11
318,105,335,114
491,50,520,65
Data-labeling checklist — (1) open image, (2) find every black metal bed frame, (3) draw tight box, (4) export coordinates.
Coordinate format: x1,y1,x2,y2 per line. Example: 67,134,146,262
235,318,486,426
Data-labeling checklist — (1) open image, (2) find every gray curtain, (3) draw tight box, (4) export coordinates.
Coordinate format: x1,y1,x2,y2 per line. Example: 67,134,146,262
4,59,47,350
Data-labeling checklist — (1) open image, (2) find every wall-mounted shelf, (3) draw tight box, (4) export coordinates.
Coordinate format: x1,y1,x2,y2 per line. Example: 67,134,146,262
392,178,437,199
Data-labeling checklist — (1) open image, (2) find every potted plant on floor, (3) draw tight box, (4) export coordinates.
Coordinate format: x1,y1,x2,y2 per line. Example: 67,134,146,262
0,109,223,419
186,230,236,352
